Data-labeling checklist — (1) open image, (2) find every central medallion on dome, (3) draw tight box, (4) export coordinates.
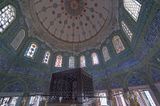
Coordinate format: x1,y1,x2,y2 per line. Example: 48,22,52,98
33,0,113,44
64,0,84,16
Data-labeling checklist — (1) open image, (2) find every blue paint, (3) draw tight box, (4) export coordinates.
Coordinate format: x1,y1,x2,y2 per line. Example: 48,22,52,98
145,10,160,47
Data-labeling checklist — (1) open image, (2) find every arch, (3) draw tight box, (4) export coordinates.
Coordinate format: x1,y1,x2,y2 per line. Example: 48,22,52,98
1,79,28,92
123,0,141,21
80,55,86,67
55,55,63,67
102,46,110,62
150,67,160,82
144,10,160,47
42,51,50,64
124,71,146,87
111,80,122,89
69,56,75,68
110,74,124,88
112,36,125,54
121,21,133,41
24,43,38,59
91,52,99,65
10,29,25,50
0,5,16,33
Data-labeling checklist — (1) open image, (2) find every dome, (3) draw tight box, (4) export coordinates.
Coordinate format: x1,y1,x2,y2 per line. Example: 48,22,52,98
22,0,119,52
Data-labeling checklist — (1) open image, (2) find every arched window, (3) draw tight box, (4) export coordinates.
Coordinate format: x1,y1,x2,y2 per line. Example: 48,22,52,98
24,43,38,58
29,96,42,106
99,93,108,106
42,51,50,64
102,47,110,62
123,0,141,21
91,52,99,65
112,36,125,54
10,29,25,50
69,56,75,68
121,21,133,41
0,5,16,33
80,55,86,68
55,55,63,67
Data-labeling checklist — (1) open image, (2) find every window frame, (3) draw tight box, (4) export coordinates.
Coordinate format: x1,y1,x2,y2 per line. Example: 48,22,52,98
69,56,75,68
112,36,125,54
80,55,86,68
55,55,63,68
24,43,38,59
121,21,133,42
0,5,16,33
42,51,51,64
91,52,99,65
102,46,110,62
123,0,141,21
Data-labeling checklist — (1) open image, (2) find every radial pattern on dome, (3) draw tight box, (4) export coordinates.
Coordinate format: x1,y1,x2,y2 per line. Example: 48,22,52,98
34,0,110,43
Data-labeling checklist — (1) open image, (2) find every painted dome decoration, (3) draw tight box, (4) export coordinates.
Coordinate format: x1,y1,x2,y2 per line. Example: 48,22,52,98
29,0,118,52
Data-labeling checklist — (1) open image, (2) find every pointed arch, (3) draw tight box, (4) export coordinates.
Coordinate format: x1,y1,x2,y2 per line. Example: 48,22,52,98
80,55,86,68
10,29,25,50
121,21,133,41
102,46,110,62
123,0,141,21
69,56,75,68
91,52,99,65
24,43,38,59
42,51,51,64
55,55,63,67
1,78,28,92
0,5,16,33
112,36,125,54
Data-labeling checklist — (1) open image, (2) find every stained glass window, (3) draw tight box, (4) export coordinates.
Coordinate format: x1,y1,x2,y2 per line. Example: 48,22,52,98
29,96,42,106
69,56,75,68
0,97,10,106
99,93,108,106
24,43,38,58
10,97,19,106
112,36,125,54
142,91,156,106
10,29,25,50
123,0,141,21
102,46,110,62
55,55,63,67
80,55,86,68
91,52,99,65
121,21,133,41
42,51,50,64
0,5,16,33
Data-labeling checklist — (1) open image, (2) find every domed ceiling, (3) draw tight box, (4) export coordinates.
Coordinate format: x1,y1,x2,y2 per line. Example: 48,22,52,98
21,0,119,52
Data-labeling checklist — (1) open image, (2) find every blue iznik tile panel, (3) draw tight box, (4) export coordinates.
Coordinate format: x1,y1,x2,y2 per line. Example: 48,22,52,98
0,52,50,92
3,82,24,92
145,10,160,47
9,66,50,80
128,74,146,86
151,68,160,82
111,82,121,89
0,54,11,71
